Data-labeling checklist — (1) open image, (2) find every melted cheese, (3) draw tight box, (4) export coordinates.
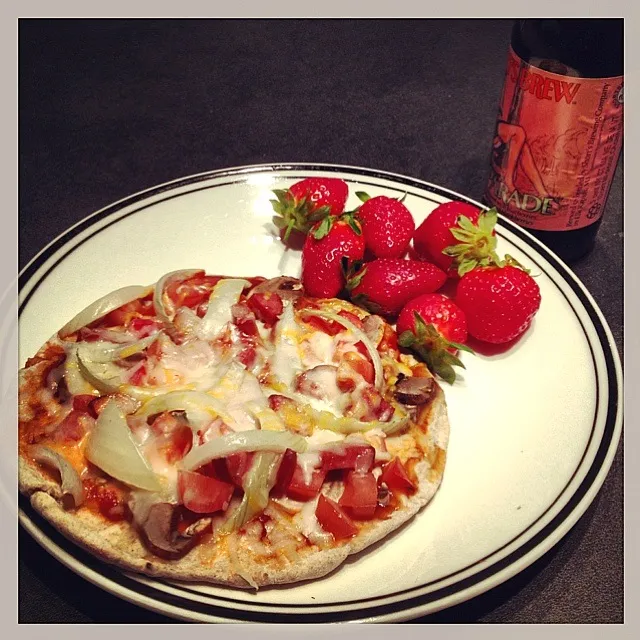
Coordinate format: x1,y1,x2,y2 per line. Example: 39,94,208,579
297,451,321,484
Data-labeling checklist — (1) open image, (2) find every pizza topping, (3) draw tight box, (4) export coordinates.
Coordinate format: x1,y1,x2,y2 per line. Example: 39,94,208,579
139,502,200,560
314,495,358,540
177,470,234,514
85,399,162,492
247,276,304,302
299,308,383,390
196,278,252,340
29,445,85,508
295,365,344,407
221,451,281,531
59,285,153,339
63,347,99,396
394,374,436,406
246,292,284,326
286,464,326,501
271,448,297,496
75,350,125,395
52,409,94,442
339,470,378,519
379,457,416,492
299,496,334,545
180,430,307,472
320,442,375,473
135,390,233,431
271,303,304,387
73,334,161,364
153,269,204,325
89,393,141,417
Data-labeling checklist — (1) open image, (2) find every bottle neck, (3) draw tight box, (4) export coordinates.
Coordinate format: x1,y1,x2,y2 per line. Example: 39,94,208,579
511,19,623,79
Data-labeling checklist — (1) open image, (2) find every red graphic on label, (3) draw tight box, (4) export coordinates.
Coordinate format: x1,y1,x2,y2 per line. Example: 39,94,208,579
485,48,623,232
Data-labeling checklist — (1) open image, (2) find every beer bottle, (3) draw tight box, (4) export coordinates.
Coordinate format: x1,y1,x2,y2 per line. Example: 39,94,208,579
484,19,623,262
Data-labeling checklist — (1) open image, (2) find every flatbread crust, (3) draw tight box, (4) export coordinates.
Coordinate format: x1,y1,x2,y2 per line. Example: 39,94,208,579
18,291,450,589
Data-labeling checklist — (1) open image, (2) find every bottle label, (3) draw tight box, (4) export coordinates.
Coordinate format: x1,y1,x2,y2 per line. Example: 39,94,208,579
485,46,623,231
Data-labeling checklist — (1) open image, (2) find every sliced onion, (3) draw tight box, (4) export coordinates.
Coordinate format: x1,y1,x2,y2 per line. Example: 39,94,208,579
153,269,204,325
85,399,162,491
247,404,286,432
135,390,234,428
59,285,153,338
181,430,307,472
196,278,251,340
299,308,383,390
74,333,161,364
271,389,409,436
64,346,99,396
29,445,85,507
271,303,304,387
221,451,280,533
76,348,186,402
76,349,124,394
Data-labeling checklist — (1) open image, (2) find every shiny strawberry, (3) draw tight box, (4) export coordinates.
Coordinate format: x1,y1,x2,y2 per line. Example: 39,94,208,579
455,262,541,344
345,258,446,317
397,293,472,384
413,202,497,275
355,192,415,258
301,215,365,298
271,177,349,243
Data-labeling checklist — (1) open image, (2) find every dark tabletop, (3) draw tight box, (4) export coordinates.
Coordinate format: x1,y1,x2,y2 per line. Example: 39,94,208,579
18,18,623,624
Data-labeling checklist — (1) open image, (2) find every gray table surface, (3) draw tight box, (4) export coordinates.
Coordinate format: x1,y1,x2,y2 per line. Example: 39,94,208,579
18,18,623,624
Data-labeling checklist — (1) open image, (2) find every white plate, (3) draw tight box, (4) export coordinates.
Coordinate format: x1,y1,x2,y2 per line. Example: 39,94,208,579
18,163,623,623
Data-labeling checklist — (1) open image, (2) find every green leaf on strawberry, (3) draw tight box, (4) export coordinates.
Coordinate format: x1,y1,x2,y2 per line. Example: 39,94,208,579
442,208,502,277
312,216,334,240
398,312,473,384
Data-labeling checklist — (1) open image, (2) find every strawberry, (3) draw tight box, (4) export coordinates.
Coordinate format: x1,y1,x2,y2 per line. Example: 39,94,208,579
455,262,541,344
413,202,496,275
396,293,472,384
271,177,349,243
301,215,365,298
355,192,415,258
345,258,446,317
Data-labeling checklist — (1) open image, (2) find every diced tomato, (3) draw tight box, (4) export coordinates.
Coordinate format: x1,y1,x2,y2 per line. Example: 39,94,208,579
72,394,96,413
128,363,147,386
225,452,253,487
339,471,378,519
380,457,416,492
377,398,394,422
341,351,374,384
247,292,284,326
232,303,260,337
303,315,343,336
338,310,364,329
271,449,297,496
286,465,326,501
320,444,375,473
177,470,234,514
129,316,163,337
237,345,257,368
315,494,358,539
166,274,223,310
